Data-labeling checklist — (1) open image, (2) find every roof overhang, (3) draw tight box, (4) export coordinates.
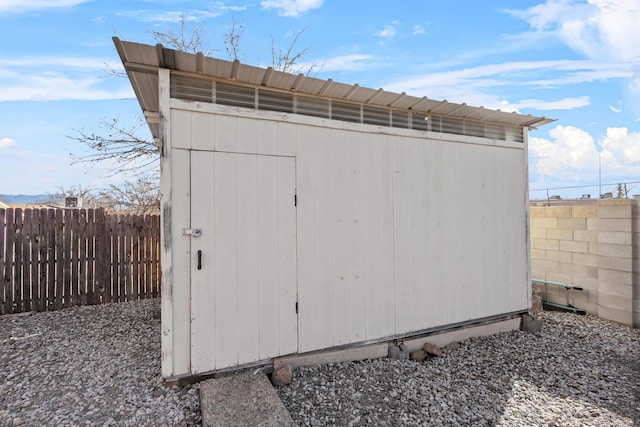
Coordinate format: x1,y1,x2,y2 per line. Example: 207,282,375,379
113,37,555,142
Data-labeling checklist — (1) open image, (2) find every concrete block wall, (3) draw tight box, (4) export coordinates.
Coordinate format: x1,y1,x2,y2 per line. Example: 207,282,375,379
530,199,639,327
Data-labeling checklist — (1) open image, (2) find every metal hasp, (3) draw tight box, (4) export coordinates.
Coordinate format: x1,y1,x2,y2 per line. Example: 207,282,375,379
532,279,587,315
183,228,202,237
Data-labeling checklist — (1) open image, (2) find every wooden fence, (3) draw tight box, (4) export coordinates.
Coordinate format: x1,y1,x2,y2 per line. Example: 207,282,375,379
0,208,160,315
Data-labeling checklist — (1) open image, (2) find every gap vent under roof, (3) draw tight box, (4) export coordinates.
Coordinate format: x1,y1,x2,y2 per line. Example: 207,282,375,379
332,101,361,124
167,73,526,143
296,95,330,118
363,105,390,127
215,82,255,109
171,75,212,103
258,89,294,113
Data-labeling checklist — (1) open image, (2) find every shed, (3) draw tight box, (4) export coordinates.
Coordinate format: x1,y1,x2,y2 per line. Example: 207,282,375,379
114,38,553,380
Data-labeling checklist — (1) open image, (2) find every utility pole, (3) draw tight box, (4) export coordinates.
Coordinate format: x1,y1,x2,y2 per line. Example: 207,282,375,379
599,153,602,198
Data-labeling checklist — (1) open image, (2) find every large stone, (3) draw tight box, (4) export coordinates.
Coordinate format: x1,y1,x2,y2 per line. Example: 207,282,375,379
422,342,443,357
388,345,407,360
200,372,295,427
271,363,293,387
399,343,410,359
521,314,541,332
410,350,428,362
531,287,544,314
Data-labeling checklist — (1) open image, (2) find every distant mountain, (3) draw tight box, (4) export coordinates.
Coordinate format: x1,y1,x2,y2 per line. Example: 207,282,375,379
0,194,49,205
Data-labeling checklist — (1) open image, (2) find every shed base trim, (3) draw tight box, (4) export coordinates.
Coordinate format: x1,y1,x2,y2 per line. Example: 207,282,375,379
165,311,526,384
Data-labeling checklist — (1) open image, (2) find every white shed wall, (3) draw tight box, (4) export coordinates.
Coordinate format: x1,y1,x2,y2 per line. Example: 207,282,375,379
163,100,530,377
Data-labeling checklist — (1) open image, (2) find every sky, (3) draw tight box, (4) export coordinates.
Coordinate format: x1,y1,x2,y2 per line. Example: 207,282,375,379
1,0,640,199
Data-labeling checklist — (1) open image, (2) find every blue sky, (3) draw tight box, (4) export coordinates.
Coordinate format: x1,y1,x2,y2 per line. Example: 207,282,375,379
1,0,639,198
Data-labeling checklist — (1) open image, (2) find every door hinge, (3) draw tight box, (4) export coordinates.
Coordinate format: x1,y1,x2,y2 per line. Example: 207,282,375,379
295,301,298,314
294,193,297,207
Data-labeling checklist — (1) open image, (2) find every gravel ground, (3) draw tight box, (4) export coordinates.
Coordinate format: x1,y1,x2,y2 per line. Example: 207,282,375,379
0,299,201,427
1,300,638,427
277,312,640,426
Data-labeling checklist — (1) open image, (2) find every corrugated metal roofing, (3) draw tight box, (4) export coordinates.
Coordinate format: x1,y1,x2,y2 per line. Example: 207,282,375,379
113,37,554,141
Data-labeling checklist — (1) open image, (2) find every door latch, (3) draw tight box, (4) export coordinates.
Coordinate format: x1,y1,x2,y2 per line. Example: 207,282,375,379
183,228,202,237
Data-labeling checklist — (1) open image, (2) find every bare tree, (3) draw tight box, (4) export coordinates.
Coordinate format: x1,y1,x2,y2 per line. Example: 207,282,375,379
69,18,318,212
68,117,158,178
223,15,245,61
97,177,161,215
40,185,97,207
147,14,215,56
615,183,629,199
271,26,319,75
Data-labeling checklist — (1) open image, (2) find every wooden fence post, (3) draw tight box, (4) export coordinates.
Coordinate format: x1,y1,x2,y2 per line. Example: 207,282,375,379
46,209,56,311
94,208,108,305
86,209,95,305
0,208,6,315
13,209,23,313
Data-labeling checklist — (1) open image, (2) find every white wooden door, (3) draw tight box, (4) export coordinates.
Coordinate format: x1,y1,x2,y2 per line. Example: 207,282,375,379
190,151,297,374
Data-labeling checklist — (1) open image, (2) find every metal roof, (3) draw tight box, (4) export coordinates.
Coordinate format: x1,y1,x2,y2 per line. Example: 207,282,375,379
113,37,555,141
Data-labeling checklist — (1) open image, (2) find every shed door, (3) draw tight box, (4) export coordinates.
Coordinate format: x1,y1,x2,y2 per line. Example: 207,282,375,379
190,151,298,374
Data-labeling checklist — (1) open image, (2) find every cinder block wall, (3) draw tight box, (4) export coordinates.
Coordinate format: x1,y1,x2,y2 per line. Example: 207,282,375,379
530,199,639,327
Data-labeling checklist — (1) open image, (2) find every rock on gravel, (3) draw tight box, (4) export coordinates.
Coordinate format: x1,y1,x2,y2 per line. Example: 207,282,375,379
277,312,640,426
2,302,639,427
0,299,201,426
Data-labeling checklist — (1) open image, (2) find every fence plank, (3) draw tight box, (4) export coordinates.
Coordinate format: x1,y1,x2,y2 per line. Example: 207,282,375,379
0,208,161,313
119,216,126,302
63,209,72,308
70,209,78,307
143,216,151,299
30,209,41,311
29,209,42,311
46,209,56,311
132,215,140,300
5,209,16,314
86,209,95,304
109,214,117,303
54,209,64,310
106,212,116,304
21,209,32,313
36,209,46,312
0,209,6,315
13,209,24,314
95,208,107,304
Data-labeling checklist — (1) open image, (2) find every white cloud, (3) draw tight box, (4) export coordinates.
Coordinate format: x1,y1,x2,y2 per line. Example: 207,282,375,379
0,70,133,102
601,127,640,164
529,125,599,180
0,0,89,14
609,102,622,113
303,54,374,73
516,0,640,62
125,10,221,23
382,58,630,111
0,138,17,149
118,4,248,23
376,24,397,38
505,1,640,115
412,25,425,35
0,55,131,102
0,56,118,70
260,0,323,17
529,125,640,188
386,59,628,93
510,96,590,111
